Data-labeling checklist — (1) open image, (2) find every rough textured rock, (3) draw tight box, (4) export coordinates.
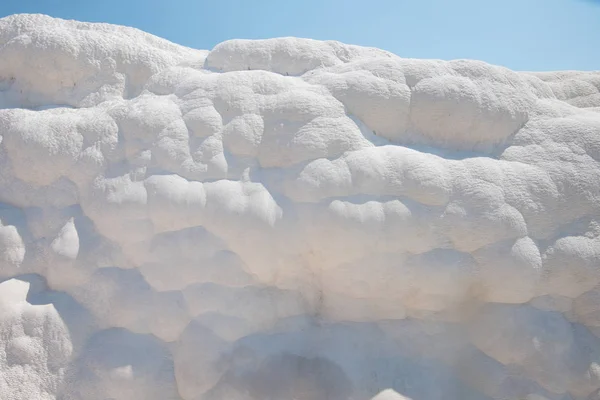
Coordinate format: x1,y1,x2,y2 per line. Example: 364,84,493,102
0,13,599,400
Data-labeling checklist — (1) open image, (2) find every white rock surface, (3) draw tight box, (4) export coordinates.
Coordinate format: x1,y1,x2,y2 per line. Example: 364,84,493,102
0,13,599,400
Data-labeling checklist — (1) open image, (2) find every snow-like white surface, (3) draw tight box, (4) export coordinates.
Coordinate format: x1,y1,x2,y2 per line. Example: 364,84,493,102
1,13,600,400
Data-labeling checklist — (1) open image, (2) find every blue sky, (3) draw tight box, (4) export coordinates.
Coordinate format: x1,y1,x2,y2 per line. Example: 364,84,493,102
1,0,598,71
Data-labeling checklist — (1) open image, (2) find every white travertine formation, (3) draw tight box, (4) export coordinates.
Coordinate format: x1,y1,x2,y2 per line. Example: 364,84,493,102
0,13,599,400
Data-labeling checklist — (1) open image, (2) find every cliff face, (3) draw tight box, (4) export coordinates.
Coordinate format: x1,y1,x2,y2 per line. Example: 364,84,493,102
1,13,600,400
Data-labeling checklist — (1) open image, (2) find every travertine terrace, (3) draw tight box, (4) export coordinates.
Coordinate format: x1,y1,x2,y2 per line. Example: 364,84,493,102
1,13,600,400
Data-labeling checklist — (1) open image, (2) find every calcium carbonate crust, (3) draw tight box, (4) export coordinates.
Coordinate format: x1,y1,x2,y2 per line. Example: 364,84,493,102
1,13,600,400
